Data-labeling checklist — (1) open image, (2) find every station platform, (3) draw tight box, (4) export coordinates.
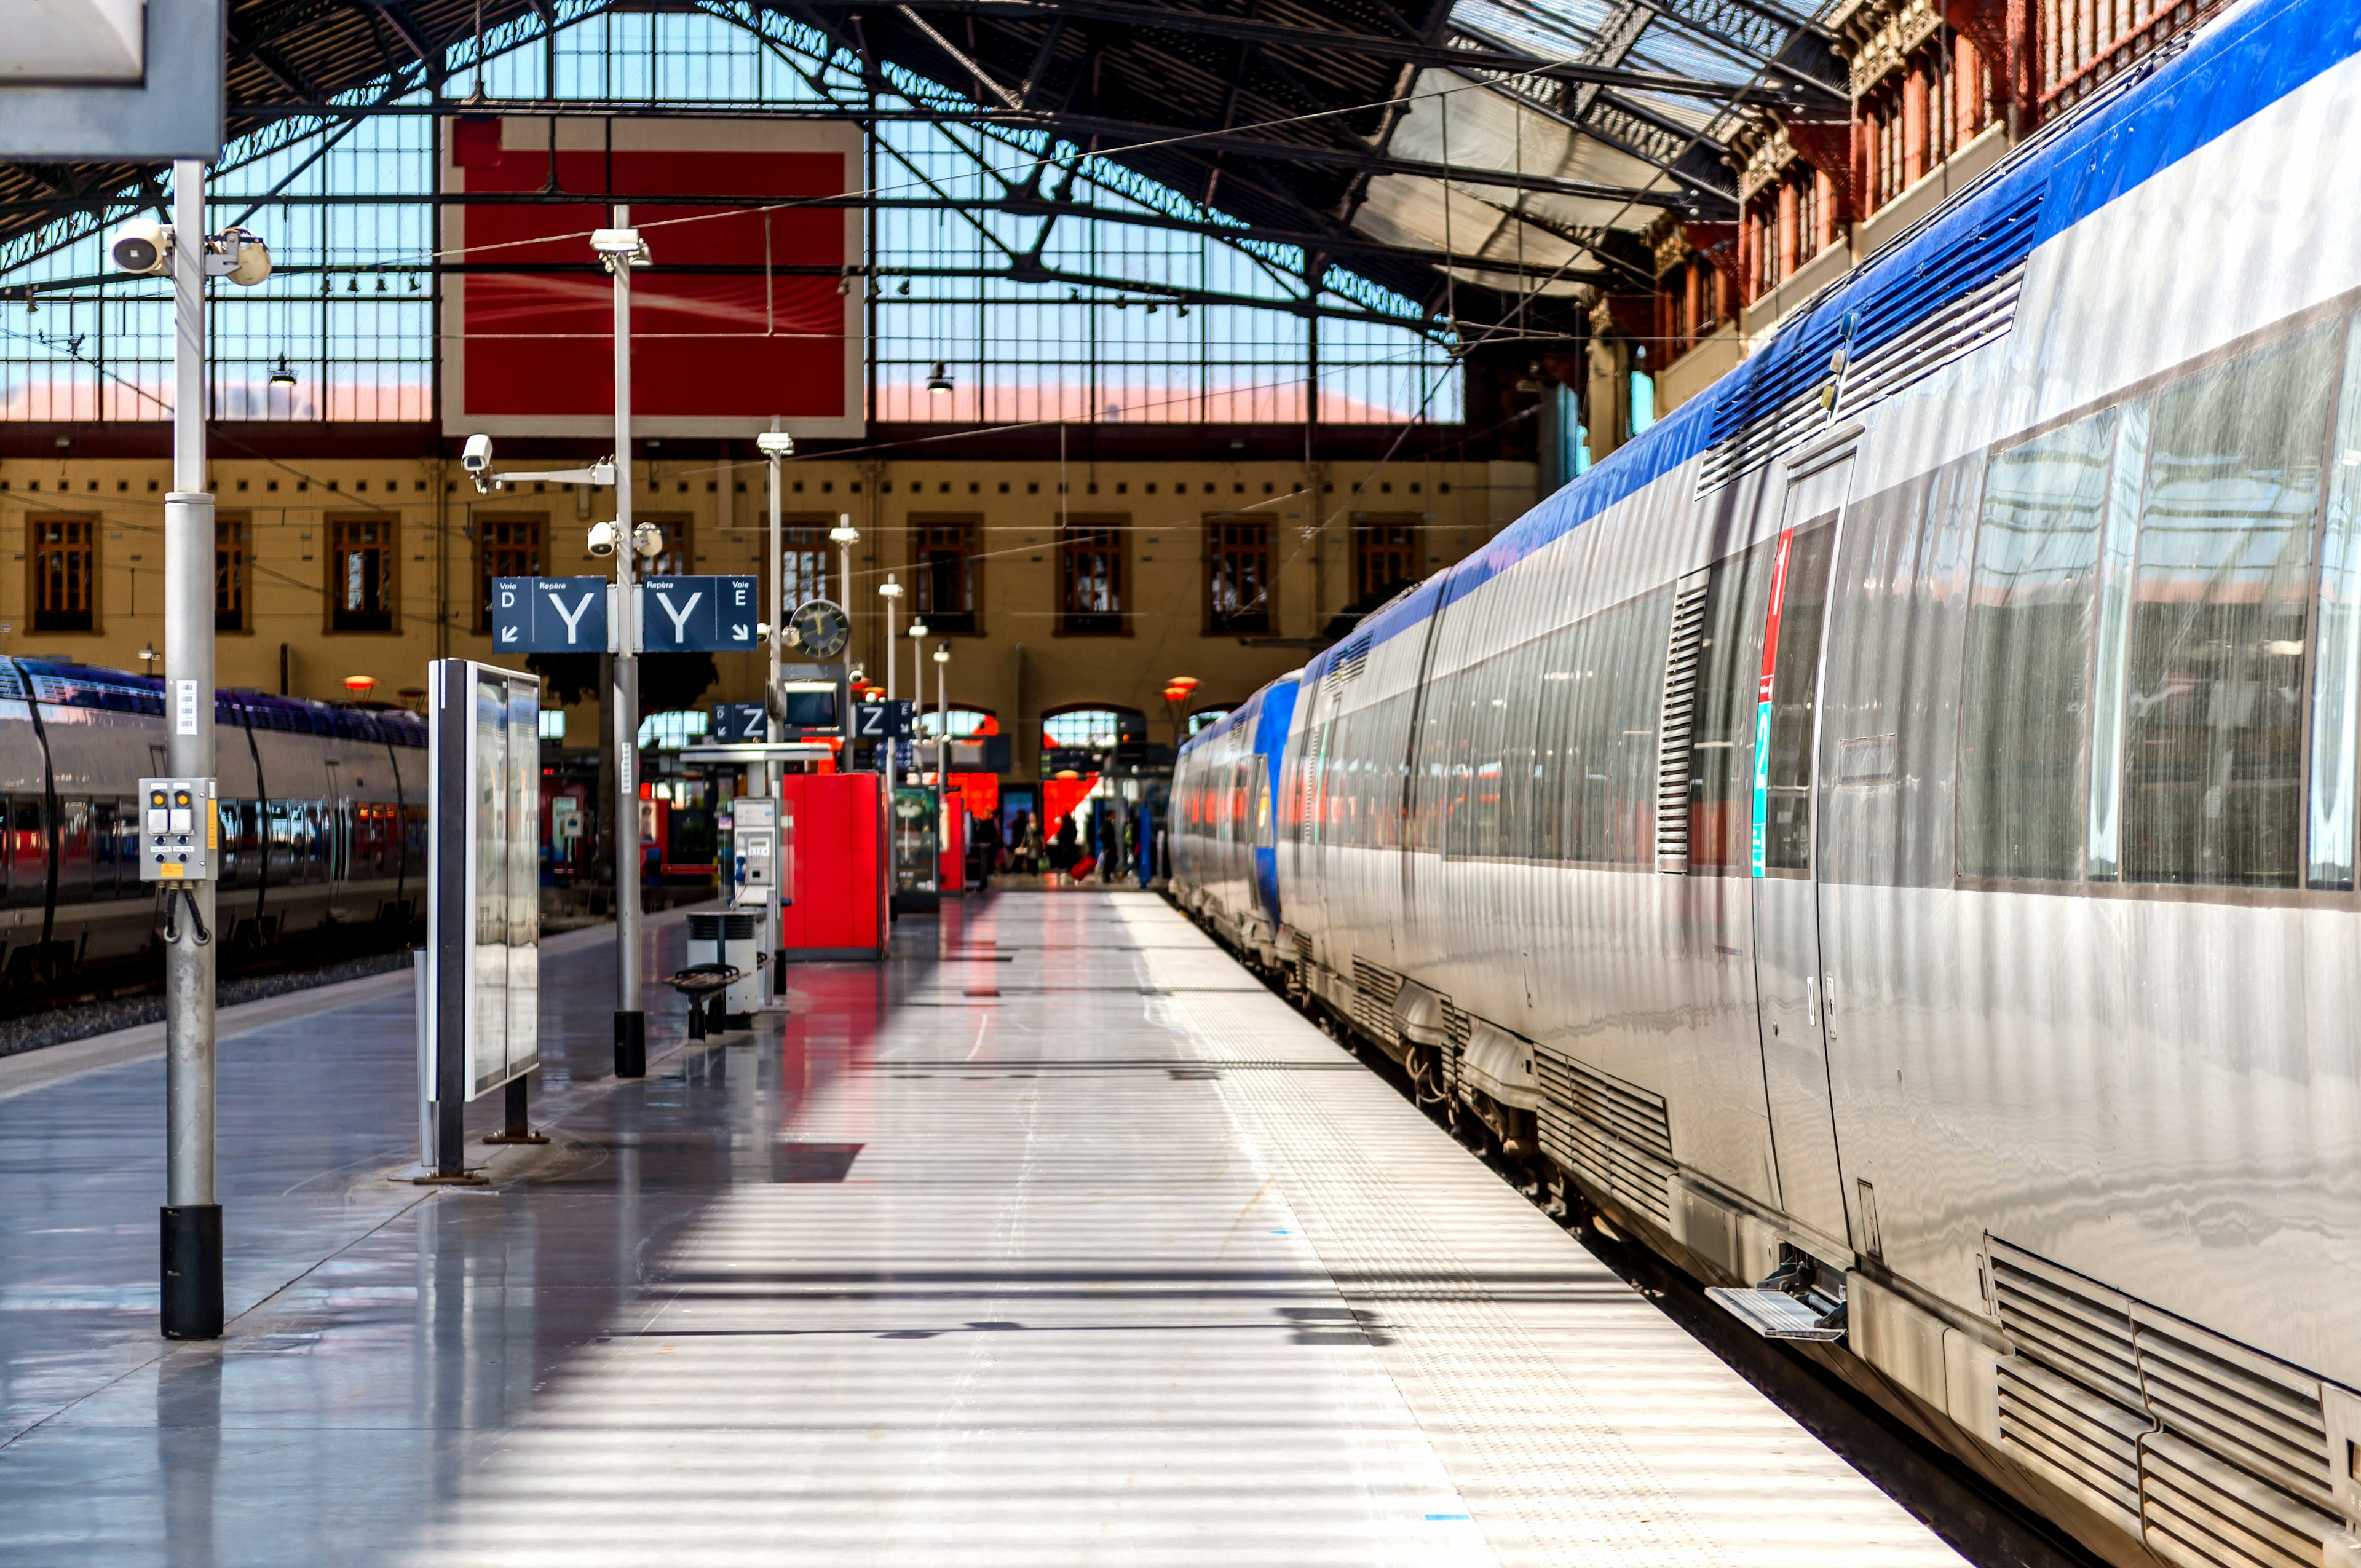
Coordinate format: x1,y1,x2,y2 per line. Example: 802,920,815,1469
0,891,1968,1567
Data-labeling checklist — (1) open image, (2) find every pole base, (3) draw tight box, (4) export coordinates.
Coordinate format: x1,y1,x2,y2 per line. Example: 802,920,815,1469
615,1010,647,1078
160,1204,223,1340
480,1131,551,1144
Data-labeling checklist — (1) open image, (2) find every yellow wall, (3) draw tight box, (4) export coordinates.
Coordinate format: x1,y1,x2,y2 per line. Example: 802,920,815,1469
0,454,1535,775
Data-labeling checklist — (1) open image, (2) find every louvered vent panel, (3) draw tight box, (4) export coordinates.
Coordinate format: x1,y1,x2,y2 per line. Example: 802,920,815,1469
0,658,23,703
1534,1047,1674,1226
1655,581,1710,873
2000,1357,2147,1526
2135,1308,2339,1568
1325,632,1372,691
1834,265,2025,415
1988,1239,2351,1568
1350,959,1402,1049
1990,1240,2147,1527
1693,189,2047,497
1297,723,1325,843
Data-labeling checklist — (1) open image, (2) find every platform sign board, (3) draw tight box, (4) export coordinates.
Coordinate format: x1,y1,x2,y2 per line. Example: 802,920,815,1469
427,661,542,1168
492,577,611,653
0,0,224,160
852,699,914,739
641,576,760,652
713,701,769,742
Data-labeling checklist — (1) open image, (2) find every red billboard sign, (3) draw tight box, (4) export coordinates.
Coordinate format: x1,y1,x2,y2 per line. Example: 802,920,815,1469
440,117,863,439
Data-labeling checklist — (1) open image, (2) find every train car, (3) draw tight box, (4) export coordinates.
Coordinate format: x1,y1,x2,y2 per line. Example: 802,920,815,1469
1169,672,1298,969
0,656,426,983
1174,2,2361,1564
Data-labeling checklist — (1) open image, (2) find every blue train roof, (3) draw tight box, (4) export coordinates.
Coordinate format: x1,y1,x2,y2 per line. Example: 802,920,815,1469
0,656,427,747
1177,671,1297,760
1304,0,2354,684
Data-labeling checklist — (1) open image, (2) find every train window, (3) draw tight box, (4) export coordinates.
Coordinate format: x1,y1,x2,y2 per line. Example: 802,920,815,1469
1760,524,1838,873
1445,659,1508,860
2309,323,2361,890
53,798,92,904
2118,320,2338,888
1688,537,1779,872
1408,670,1457,853
1558,589,1672,865
1959,409,2116,881
6,797,42,908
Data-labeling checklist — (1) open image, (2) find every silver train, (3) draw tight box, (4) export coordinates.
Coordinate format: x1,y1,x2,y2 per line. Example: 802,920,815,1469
1174,3,2361,1564
0,656,427,982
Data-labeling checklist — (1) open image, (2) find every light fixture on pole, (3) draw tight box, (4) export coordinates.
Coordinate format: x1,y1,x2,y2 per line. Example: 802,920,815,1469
877,573,903,706
831,514,860,754
933,642,951,789
926,362,952,396
595,212,651,1078
268,356,295,387
137,642,160,669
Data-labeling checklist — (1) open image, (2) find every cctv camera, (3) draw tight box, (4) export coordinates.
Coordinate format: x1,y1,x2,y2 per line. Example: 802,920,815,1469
587,521,618,558
755,431,795,458
109,218,172,276
461,433,493,473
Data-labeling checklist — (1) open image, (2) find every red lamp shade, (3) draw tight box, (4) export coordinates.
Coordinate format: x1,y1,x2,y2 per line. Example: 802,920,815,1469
1167,675,1200,693
343,675,378,694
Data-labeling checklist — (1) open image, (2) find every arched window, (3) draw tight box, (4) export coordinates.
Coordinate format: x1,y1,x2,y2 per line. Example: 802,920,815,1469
916,706,997,740
1186,707,1233,736
1042,704,1144,751
636,710,709,750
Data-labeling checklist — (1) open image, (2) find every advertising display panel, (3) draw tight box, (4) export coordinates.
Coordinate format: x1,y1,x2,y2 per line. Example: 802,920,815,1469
440,116,863,439
429,661,542,1112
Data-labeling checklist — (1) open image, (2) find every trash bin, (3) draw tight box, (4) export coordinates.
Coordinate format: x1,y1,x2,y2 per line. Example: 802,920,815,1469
686,912,762,1025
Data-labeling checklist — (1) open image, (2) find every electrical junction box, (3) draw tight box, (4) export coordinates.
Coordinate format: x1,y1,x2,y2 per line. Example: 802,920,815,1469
138,776,217,881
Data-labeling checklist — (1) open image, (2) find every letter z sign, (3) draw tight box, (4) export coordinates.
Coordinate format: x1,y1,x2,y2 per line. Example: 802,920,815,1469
493,577,610,653
641,577,760,653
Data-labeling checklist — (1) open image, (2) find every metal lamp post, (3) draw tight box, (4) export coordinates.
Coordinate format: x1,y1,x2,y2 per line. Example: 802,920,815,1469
594,214,652,1079
161,158,218,1339
933,642,951,785
159,162,274,1340
877,573,903,707
830,514,859,759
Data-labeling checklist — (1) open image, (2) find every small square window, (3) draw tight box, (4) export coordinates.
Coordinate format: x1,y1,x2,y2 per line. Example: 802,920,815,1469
1409,482,1421,494
122,480,133,492
1438,482,1452,494
1263,483,1274,494
416,480,427,492
939,481,951,494
737,480,748,492
706,481,718,492
85,479,97,492
823,481,834,493
792,479,803,492
969,481,980,494
1115,482,1128,495
1000,481,1011,494
327,480,339,491
1233,483,1244,494
268,480,280,492
1027,481,1038,494
1323,483,1334,492
1203,483,1214,494
357,481,369,492
1086,482,1098,494
882,481,893,494
1145,483,1157,494
1380,482,1392,494
850,481,861,493
297,481,308,492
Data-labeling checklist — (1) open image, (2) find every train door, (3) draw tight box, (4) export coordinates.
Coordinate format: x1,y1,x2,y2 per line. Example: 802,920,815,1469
1749,447,1853,1249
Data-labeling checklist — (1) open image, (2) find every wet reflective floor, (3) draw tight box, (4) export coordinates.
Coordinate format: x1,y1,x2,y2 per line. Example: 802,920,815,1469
0,891,1963,1567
